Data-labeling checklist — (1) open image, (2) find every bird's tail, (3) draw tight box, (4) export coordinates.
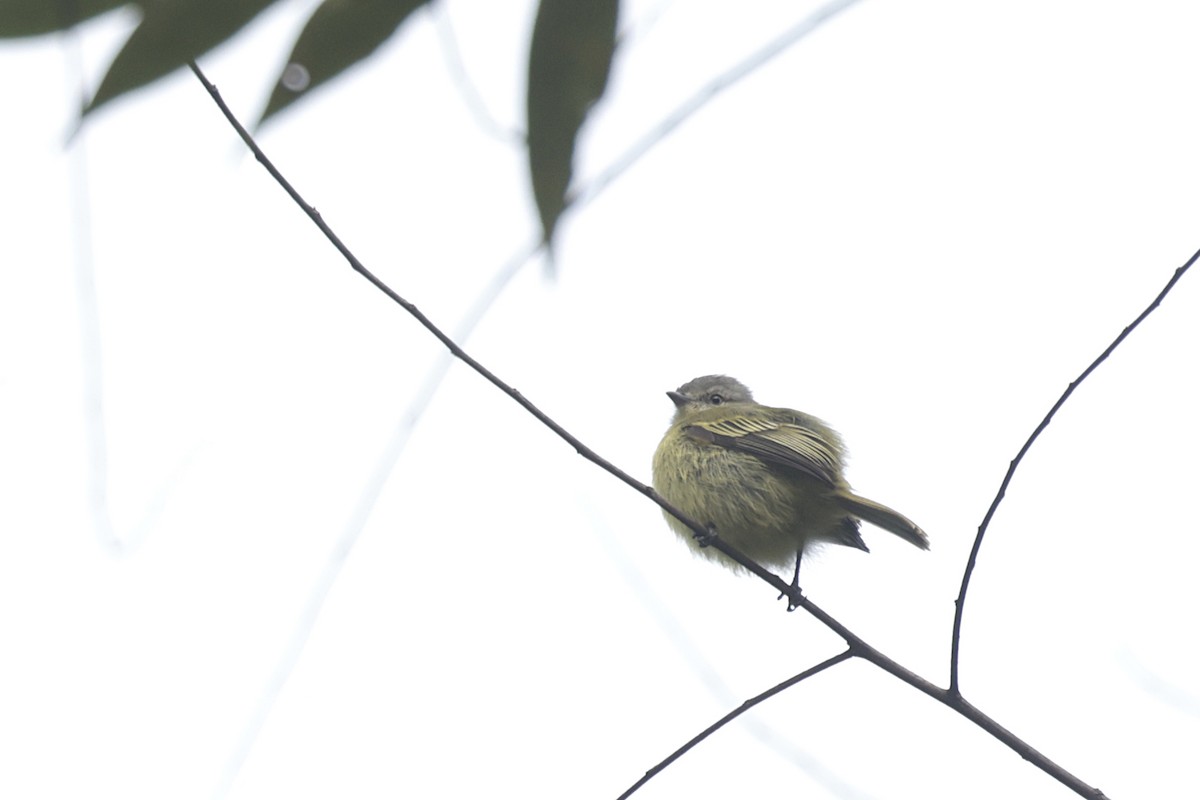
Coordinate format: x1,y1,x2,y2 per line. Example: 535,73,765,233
834,491,930,550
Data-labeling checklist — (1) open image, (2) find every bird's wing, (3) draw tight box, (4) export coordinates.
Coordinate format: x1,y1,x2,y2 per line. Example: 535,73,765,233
683,415,840,486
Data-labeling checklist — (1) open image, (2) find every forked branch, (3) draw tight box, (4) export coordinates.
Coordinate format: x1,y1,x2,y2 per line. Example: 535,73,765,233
186,60,1196,800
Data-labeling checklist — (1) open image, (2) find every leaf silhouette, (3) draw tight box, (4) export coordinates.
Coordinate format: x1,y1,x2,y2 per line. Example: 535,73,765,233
258,0,431,127
526,0,618,251
0,0,127,38
84,0,280,117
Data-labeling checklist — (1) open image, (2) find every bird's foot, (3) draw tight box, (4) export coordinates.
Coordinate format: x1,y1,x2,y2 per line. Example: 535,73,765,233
779,582,805,612
692,524,718,548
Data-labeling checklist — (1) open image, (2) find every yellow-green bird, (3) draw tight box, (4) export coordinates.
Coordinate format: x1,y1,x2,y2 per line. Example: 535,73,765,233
652,375,928,587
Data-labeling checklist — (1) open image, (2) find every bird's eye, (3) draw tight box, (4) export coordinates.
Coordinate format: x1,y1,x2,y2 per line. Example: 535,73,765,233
708,394,724,405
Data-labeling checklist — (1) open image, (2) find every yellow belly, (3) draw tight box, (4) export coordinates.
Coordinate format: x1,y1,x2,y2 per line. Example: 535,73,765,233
652,432,850,570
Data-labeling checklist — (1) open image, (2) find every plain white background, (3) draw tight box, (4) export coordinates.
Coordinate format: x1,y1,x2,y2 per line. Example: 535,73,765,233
2,1,1198,798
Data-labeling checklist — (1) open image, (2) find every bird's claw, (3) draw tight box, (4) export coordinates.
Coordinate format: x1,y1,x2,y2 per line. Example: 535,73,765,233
779,583,804,612
693,524,718,548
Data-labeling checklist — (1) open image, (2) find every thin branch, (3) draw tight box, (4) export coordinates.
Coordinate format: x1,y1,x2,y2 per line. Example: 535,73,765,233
694,571,1110,798
620,569,1110,799
212,6,859,784
589,511,876,800
213,238,539,796
189,60,1116,800
432,3,523,144
949,251,1199,695
798,595,1109,799
64,9,183,555
616,650,854,800
572,0,864,210
187,60,724,557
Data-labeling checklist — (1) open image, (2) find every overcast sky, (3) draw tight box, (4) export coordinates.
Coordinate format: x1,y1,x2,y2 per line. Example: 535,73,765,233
2,1,1199,798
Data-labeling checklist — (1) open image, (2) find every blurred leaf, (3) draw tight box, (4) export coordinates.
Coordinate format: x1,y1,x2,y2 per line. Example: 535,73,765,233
258,0,430,127
0,0,128,37
84,0,281,117
526,0,618,251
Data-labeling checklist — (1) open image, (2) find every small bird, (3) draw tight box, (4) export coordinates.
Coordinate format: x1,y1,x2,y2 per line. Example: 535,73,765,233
652,375,928,589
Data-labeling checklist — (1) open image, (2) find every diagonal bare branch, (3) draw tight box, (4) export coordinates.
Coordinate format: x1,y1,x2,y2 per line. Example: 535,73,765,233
616,650,854,800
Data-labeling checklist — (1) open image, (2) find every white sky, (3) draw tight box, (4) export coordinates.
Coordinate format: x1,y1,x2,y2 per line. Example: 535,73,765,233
2,1,1199,798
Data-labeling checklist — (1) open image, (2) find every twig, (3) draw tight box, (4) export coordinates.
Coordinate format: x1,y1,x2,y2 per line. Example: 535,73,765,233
212,238,539,795
186,60,729,557
65,16,183,555
573,0,863,209
432,3,522,144
950,252,1199,695
797,595,1110,799
616,650,854,800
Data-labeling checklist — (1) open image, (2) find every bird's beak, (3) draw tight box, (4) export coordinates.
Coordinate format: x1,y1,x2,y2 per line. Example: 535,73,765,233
666,390,691,408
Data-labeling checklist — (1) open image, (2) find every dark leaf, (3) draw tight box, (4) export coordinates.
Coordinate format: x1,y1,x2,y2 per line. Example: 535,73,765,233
258,0,430,127
526,0,618,251
84,0,281,117
0,0,127,38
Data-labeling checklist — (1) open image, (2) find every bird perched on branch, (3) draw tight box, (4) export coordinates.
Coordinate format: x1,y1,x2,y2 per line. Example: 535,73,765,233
652,375,928,591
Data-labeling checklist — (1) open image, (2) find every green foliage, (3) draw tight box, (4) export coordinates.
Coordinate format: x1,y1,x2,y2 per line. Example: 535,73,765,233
526,0,618,250
0,0,126,38
7,0,620,255
85,0,280,116
258,0,430,127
